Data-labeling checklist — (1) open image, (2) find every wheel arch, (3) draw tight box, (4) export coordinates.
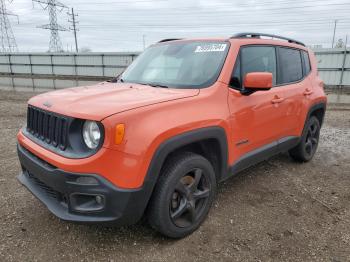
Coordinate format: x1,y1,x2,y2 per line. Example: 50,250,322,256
307,102,326,127
140,126,229,211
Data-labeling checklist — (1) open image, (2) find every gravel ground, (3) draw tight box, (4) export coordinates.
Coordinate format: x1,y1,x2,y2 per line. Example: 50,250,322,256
0,90,349,262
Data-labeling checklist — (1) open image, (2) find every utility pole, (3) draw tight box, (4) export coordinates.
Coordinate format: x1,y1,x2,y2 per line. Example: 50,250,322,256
0,0,18,52
32,0,68,52
331,19,338,48
68,7,78,53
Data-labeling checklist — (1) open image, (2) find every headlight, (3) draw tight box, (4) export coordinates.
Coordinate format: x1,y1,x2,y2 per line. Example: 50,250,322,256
82,121,101,149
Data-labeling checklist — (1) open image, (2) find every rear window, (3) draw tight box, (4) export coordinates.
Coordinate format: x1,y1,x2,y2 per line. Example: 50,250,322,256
278,47,303,84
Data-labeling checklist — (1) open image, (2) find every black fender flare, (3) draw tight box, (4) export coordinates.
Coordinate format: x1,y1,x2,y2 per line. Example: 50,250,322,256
305,102,327,127
139,126,229,211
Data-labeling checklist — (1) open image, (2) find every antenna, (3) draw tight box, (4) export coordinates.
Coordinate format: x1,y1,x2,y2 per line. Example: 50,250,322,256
0,0,18,52
33,0,68,52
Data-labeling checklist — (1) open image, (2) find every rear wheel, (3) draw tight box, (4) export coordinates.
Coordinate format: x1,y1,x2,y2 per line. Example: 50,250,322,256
147,152,216,238
289,116,320,162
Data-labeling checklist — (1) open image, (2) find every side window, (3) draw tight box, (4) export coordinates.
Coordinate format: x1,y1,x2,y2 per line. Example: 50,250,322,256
302,51,311,75
278,47,303,84
241,46,277,85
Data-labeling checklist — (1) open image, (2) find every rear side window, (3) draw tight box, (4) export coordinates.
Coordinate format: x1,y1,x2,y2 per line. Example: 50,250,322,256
241,46,277,85
302,51,311,75
278,47,303,84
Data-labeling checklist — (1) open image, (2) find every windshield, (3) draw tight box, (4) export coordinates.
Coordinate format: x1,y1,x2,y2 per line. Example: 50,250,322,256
121,41,229,89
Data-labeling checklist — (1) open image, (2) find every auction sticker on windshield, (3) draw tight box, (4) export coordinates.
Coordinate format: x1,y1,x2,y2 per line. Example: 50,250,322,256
194,44,227,53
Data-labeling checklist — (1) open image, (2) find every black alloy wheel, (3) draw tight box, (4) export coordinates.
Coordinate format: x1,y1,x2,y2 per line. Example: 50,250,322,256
304,119,320,158
170,168,211,228
147,152,217,238
289,116,321,162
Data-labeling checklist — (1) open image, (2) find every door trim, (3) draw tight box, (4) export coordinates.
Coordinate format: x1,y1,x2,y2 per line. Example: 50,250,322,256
221,136,300,182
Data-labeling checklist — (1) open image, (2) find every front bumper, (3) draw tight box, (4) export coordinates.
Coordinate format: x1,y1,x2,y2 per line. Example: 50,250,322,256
17,144,149,225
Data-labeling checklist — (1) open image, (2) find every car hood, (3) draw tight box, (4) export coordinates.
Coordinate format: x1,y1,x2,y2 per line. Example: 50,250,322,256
28,82,200,121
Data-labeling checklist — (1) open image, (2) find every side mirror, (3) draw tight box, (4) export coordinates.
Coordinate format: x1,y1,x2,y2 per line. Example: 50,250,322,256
243,72,273,90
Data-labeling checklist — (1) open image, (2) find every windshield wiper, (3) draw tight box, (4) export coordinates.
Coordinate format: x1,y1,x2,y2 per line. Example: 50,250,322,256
132,82,169,88
148,83,169,88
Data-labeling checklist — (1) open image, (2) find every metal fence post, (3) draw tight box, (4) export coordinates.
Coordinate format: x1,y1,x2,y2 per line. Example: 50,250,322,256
8,54,14,90
50,54,56,89
73,54,78,86
339,36,348,89
102,54,105,77
29,54,35,91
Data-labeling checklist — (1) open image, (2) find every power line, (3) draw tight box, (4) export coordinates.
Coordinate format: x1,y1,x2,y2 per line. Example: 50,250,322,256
77,2,350,12
68,7,78,52
0,0,18,52
10,0,350,50
33,0,68,52
78,0,346,7
75,9,350,21
77,21,350,29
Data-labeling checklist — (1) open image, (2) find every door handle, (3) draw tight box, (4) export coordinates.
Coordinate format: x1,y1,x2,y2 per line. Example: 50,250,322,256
271,96,285,104
303,88,313,96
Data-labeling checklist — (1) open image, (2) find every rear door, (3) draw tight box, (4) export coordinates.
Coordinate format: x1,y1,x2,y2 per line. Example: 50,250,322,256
276,47,309,137
228,45,287,161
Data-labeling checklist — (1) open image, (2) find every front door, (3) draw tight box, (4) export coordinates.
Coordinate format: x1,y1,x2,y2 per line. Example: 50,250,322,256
227,45,287,163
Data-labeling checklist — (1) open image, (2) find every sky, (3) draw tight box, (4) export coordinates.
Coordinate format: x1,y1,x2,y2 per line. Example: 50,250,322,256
6,0,350,52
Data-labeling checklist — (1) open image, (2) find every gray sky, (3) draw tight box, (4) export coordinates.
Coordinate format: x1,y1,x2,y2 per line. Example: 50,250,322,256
7,0,350,52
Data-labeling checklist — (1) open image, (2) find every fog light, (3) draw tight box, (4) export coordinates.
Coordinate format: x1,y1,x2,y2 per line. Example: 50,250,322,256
69,193,105,212
95,195,103,205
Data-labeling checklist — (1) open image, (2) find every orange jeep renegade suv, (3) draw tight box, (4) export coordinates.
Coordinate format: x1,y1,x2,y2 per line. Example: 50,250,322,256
17,33,327,238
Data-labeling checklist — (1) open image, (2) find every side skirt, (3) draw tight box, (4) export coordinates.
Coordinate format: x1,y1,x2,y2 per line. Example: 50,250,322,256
221,136,300,182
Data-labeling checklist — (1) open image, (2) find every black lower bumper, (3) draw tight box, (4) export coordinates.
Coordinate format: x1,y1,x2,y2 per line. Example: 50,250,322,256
17,144,150,225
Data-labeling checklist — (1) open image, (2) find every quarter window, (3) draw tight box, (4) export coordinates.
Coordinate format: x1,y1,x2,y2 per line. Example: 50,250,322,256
278,47,303,84
302,51,311,75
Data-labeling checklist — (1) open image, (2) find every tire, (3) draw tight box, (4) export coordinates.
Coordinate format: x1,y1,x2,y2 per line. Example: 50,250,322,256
147,152,217,238
289,116,321,162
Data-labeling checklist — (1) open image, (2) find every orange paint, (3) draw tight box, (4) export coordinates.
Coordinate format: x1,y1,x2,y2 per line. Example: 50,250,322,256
17,37,327,189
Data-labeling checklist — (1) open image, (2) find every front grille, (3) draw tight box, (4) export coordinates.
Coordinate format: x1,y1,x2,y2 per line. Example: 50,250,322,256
26,106,69,150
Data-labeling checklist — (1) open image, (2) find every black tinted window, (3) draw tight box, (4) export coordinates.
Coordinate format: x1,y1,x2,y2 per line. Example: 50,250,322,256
241,46,277,85
230,54,241,90
278,47,303,84
302,51,311,75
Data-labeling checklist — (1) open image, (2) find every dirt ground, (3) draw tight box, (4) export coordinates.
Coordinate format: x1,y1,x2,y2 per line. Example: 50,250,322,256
0,90,349,262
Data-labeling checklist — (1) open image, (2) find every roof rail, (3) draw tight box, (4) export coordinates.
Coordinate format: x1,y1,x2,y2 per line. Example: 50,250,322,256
230,32,305,47
158,38,182,43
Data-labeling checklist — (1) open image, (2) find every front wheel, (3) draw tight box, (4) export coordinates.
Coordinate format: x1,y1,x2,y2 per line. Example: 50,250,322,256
289,116,321,162
147,152,217,238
